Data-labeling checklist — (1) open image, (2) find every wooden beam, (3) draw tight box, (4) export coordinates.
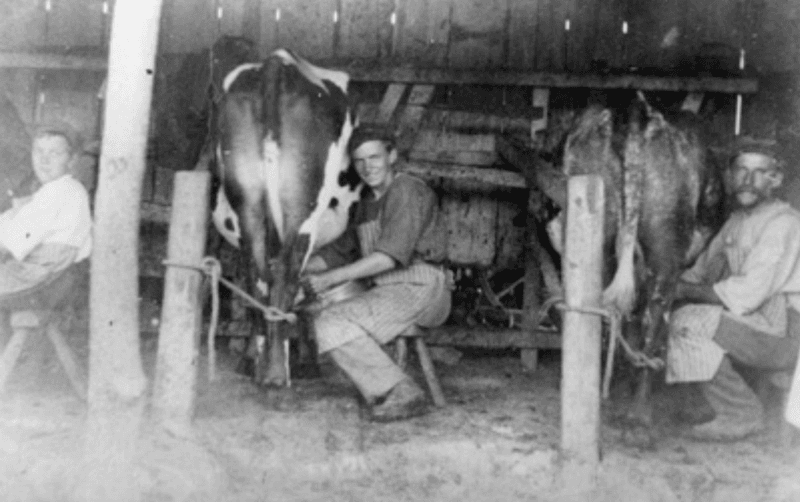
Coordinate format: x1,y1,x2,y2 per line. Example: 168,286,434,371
427,109,533,134
0,51,106,71
408,150,497,166
0,52,759,94
398,160,526,188
396,84,435,153
424,325,561,349
495,134,567,206
375,83,407,123
346,67,759,94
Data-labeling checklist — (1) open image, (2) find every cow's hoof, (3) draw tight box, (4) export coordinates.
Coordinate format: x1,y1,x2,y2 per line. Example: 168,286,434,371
291,363,321,380
235,356,256,378
621,425,657,450
257,371,288,388
625,401,653,428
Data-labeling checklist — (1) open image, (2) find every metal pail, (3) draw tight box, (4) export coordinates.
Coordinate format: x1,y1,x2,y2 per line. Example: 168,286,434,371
299,280,367,314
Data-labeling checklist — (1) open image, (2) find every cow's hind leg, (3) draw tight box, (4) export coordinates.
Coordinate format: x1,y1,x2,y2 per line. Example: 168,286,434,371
623,276,673,448
258,233,317,387
256,320,288,386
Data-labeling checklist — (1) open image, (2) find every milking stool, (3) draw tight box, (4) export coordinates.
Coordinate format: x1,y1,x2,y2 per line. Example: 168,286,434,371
393,325,446,407
0,262,89,400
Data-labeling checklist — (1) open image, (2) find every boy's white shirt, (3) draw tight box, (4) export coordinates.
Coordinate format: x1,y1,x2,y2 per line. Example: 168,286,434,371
0,174,92,262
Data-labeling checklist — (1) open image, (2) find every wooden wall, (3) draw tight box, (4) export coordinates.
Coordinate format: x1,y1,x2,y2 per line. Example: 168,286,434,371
0,0,798,270
153,0,794,74
0,1,789,72
0,0,795,145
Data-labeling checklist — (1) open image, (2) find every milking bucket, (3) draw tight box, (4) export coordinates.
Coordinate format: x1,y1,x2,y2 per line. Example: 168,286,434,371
297,280,368,315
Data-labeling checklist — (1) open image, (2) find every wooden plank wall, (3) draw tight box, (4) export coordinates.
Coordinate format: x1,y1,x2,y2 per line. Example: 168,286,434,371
0,0,796,269
0,0,795,73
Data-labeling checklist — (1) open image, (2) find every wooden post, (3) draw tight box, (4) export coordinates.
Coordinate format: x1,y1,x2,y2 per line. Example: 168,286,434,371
530,87,550,140
520,191,543,372
79,0,163,501
560,175,604,497
152,172,211,433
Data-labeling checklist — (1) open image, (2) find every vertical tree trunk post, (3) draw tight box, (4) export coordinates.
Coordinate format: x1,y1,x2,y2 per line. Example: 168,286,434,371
560,175,604,498
152,171,211,433
79,1,163,501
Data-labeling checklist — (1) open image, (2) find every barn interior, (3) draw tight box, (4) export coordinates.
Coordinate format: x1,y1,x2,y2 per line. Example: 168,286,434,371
1,0,800,501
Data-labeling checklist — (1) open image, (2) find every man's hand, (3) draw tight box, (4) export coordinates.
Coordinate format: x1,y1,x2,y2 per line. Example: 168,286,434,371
302,271,337,296
304,255,328,274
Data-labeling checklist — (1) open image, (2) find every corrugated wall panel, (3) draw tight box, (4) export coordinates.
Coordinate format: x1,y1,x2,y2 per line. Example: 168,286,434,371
218,0,248,40
750,0,800,73
695,0,746,50
34,70,104,141
395,0,452,66
339,0,394,60
47,0,105,48
563,0,593,72
277,0,337,60
0,70,38,126
532,0,565,70
4,0,800,74
160,0,218,54
620,0,688,70
257,0,280,56
447,0,507,69
0,0,47,49
506,0,538,69
587,0,624,70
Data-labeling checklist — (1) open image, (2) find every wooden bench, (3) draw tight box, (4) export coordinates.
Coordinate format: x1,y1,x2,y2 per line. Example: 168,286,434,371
0,262,89,399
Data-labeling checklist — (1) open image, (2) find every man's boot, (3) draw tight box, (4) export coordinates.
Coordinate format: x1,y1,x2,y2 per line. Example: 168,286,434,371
672,382,716,425
687,356,764,441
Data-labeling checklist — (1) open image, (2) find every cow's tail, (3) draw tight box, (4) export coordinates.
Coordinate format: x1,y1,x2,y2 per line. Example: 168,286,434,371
602,103,646,316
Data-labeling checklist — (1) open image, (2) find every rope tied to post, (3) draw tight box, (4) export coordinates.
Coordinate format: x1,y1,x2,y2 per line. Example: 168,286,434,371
536,296,665,398
162,257,298,324
162,256,298,382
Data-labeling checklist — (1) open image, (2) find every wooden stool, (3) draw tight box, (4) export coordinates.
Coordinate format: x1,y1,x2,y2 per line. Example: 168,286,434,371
0,264,88,400
769,370,800,446
394,325,446,407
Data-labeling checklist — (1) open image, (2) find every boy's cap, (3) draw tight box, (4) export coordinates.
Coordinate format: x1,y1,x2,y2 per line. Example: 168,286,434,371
731,136,780,161
348,124,396,154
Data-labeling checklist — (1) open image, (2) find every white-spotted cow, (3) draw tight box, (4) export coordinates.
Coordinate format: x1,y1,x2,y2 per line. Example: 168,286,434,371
545,92,725,441
213,49,362,386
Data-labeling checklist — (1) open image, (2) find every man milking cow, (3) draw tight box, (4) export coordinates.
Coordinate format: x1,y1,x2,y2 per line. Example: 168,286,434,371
302,126,452,422
668,136,800,441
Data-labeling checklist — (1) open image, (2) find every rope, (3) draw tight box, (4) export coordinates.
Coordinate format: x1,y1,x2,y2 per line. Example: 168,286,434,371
162,257,299,383
162,258,298,324
536,296,665,399
204,257,221,382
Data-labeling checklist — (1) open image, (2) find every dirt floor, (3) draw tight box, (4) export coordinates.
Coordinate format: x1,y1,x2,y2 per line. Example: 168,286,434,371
0,319,799,502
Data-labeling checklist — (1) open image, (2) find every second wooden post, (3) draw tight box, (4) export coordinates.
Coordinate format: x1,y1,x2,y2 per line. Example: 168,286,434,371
152,171,211,433
560,175,604,497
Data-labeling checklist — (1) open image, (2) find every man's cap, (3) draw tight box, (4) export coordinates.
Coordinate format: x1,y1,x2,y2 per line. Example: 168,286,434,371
730,135,783,169
33,120,83,153
348,124,396,154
